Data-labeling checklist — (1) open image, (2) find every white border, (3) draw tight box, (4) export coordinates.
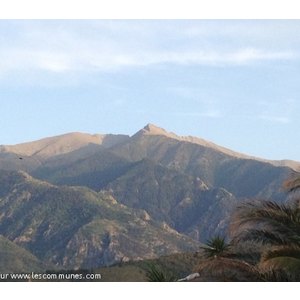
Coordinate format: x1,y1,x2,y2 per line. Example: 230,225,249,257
0,0,298,19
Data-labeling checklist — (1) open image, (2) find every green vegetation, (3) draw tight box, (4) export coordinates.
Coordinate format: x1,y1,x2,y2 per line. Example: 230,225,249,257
200,235,231,258
145,263,178,282
0,170,200,272
50,252,199,282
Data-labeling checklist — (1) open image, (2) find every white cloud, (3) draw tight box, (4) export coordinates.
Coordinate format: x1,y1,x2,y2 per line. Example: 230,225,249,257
224,48,294,64
0,20,299,85
258,98,296,124
259,115,291,124
154,48,295,66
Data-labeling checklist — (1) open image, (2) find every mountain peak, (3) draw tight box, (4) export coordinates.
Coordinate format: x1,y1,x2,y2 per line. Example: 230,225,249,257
137,124,268,163
143,124,168,134
136,124,180,140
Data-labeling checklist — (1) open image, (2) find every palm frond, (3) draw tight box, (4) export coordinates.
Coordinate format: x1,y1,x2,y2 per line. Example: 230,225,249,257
232,228,300,246
229,199,300,244
227,185,300,281
230,200,294,227
193,257,262,282
260,245,300,274
282,172,300,194
259,269,295,282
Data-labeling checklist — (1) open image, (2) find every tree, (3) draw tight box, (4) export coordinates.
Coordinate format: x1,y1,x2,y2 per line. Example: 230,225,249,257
229,185,300,280
193,235,262,281
200,235,231,258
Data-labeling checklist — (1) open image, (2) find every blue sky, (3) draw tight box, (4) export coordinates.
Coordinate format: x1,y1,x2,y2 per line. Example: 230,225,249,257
1,19,300,161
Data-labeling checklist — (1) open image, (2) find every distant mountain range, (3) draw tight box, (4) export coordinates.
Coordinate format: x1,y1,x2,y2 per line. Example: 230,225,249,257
0,124,296,272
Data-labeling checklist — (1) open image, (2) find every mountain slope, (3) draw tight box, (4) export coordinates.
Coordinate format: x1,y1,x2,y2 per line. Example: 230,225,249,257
107,124,289,200
31,149,134,191
0,132,129,157
14,124,289,201
0,170,200,271
0,123,295,267
104,158,238,241
115,124,300,169
0,234,51,274
0,132,129,173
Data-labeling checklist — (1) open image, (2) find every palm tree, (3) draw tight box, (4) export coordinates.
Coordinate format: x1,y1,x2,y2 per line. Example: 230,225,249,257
193,235,263,281
192,173,300,281
200,235,231,258
229,196,300,280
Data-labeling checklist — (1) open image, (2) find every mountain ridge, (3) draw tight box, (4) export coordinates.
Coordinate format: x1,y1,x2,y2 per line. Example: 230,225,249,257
0,132,129,157
140,124,300,170
1,123,298,169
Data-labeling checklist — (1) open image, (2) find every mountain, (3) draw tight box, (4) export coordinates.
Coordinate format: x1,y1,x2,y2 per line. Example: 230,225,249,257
0,169,200,271
108,124,290,199
0,132,129,157
0,234,51,274
0,123,296,273
103,158,238,241
3,124,289,200
0,132,129,173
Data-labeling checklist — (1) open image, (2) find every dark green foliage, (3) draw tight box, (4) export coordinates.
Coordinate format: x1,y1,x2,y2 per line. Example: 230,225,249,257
145,263,178,282
259,268,300,282
200,235,231,258
228,175,300,281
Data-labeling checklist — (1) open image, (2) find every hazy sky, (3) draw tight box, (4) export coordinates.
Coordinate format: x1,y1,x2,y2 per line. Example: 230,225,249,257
1,19,300,161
